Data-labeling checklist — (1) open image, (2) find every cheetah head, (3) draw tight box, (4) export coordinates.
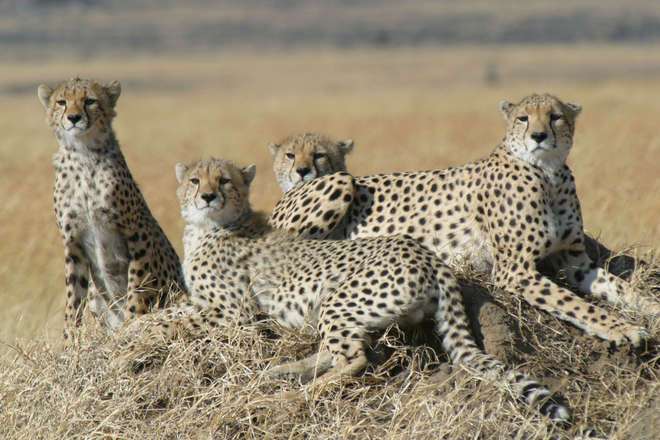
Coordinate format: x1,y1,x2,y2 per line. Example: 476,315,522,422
268,132,353,192
175,158,256,228
500,94,581,169
37,78,121,147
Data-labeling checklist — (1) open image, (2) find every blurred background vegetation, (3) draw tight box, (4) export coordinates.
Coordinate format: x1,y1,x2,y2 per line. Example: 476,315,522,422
3,0,660,57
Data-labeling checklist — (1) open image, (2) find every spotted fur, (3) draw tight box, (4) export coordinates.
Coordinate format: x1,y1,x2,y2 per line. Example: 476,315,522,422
38,78,184,341
270,93,657,346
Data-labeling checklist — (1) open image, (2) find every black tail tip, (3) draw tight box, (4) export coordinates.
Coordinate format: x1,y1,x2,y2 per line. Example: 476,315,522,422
540,398,572,423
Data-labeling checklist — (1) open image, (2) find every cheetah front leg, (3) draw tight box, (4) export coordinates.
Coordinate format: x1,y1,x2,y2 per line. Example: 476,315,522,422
498,267,648,346
86,283,122,332
270,337,369,396
62,240,92,343
307,351,369,394
114,301,205,371
274,295,371,398
123,234,157,321
560,250,660,315
273,350,368,403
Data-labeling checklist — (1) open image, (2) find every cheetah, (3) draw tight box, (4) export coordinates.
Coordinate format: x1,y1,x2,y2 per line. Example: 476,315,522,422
270,131,640,277
138,157,570,422
38,78,184,341
270,93,657,346
269,132,353,193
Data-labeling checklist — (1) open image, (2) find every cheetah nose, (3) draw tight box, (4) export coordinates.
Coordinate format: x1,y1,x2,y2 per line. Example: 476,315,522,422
200,193,216,203
296,167,311,178
531,132,548,143
67,114,82,124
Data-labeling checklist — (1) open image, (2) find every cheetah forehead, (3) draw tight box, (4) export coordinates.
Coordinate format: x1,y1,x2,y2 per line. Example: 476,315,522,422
180,158,245,185
510,93,576,117
51,78,102,100
280,133,334,152
279,132,337,153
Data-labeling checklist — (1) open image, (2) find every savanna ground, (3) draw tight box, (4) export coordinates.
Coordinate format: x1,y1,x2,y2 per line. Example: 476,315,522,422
0,46,659,439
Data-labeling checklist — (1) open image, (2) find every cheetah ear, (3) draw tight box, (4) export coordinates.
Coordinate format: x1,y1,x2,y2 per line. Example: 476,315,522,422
241,164,257,185
268,143,280,156
104,80,122,108
499,100,515,119
37,84,53,109
565,102,582,117
175,163,188,184
338,139,354,154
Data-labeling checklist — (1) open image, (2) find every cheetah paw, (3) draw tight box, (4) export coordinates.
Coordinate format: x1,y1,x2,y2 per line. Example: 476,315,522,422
603,325,649,348
264,364,294,377
621,326,650,347
644,302,660,316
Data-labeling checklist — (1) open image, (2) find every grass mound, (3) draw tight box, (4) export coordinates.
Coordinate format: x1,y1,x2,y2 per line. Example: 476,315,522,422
1,252,658,440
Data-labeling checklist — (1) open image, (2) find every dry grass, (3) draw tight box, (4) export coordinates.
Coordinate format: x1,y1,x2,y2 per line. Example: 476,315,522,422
0,46,659,438
1,274,658,439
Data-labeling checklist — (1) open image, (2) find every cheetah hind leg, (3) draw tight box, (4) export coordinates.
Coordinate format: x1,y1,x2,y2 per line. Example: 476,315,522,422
269,172,355,239
266,349,334,383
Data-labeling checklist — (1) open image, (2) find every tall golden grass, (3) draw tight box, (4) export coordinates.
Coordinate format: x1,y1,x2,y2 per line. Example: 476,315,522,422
0,46,658,439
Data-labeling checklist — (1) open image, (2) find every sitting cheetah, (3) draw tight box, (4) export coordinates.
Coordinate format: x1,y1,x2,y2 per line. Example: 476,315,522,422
140,157,570,422
270,94,657,346
38,78,184,340
269,132,353,192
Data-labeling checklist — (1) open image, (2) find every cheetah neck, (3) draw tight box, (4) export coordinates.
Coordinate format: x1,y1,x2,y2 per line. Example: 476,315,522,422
182,209,256,260
499,143,568,185
55,127,119,156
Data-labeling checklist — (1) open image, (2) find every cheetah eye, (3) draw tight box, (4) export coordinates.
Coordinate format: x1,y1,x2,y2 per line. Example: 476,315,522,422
313,153,327,160
516,116,528,122
84,98,97,106
56,100,66,106
189,178,200,185
550,113,562,121
285,153,295,160
218,177,231,185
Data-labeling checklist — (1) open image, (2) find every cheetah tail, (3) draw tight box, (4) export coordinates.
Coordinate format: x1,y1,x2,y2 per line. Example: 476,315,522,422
433,266,571,423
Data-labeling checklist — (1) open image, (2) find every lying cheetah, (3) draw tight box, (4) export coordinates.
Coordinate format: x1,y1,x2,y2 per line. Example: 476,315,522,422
38,78,184,340
269,132,353,193
140,157,570,421
270,132,642,278
270,94,657,346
